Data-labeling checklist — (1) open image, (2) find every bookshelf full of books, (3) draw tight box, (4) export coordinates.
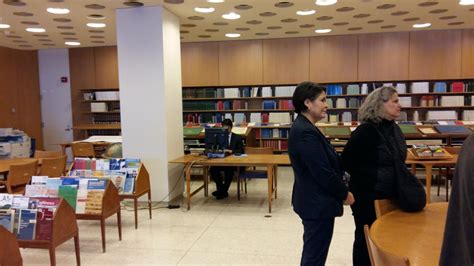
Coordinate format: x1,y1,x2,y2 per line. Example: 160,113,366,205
75,87,121,137
182,80,474,151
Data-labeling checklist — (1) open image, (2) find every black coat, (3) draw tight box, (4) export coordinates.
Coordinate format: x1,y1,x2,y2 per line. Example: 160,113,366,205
288,115,348,220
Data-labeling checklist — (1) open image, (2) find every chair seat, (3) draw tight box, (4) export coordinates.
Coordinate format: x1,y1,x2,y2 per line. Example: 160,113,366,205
239,170,267,179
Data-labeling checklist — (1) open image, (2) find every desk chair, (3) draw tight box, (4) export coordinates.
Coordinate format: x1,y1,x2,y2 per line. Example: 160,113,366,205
374,199,399,219
39,155,67,177
237,146,274,200
0,161,38,194
71,142,95,158
436,146,461,201
34,150,63,158
0,225,23,266
364,225,410,266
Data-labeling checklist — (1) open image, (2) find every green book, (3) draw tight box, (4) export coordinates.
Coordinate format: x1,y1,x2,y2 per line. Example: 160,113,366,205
398,124,419,134
325,127,350,136
183,127,203,136
58,186,78,211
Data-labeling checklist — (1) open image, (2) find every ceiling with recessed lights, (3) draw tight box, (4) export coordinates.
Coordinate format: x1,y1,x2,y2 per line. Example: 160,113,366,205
0,0,473,50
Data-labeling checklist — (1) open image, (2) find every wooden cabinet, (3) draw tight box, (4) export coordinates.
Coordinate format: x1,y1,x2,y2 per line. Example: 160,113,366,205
181,42,219,87
309,35,358,83
409,30,463,80
263,38,309,85
0,47,19,129
358,32,409,81
462,29,474,78
94,46,119,89
219,40,263,86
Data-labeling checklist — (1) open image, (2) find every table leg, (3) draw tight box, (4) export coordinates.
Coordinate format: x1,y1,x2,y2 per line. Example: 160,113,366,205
267,165,274,213
411,164,416,175
203,166,208,197
185,164,192,210
425,165,432,203
274,166,278,199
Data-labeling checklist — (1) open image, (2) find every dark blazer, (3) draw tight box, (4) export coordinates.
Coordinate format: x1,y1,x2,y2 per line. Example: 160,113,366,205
288,115,348,220
229,133,245,154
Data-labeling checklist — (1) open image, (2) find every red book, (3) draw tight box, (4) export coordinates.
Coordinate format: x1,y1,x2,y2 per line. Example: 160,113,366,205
262,113,269,123
35,208,54,240
451,82,464,93
255,129,261,139
217,101,224,111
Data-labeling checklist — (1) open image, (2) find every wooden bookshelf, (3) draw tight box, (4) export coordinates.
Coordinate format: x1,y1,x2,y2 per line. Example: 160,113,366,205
80,88,119,92
18,200,81,266
119,164,152,229
75,180,122,253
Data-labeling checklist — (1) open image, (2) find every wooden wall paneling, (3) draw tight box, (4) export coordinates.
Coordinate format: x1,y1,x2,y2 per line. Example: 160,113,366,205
0,47,19,129
263,38,310,85
409,30,462,80
69,48,96,140
15,50,43,149
181,42,219,87
358,32,409,81
219,40,263,86
462,29,474,78
94,46,119,89
309,35,358,83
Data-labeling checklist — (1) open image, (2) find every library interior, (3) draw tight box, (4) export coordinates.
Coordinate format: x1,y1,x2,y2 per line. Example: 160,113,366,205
0,0,474,265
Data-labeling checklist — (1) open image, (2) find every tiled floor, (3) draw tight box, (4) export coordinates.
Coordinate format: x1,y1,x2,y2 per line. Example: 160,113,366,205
20,167,448,265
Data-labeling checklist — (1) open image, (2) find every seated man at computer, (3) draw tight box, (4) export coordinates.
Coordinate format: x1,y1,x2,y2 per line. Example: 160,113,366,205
210,119,245,200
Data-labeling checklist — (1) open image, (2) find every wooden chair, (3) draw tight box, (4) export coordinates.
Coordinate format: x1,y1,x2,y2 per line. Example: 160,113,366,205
436,146,461,201
119,164,152,229
237,147,274,200
71,142,95,158
0,161,38,194
364,225,410,266
34,150,63,159
374,199,399,218
39,155,67,177
0,225,23,266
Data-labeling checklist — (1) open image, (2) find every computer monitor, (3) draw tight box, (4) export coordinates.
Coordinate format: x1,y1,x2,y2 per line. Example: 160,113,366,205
205,127,229,156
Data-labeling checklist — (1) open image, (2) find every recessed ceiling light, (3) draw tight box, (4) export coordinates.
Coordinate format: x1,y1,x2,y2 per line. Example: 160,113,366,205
315,28,332,33
47,8,70,14
65,41,81,46
225,33,240,38
195,7,215,13
315,0,338,6
87,23,106,28
207,0,224,3
413,23,431,28
459,0,474,5
0,24,11,29
222,12,240,20
26,27,46,33
296,10,316,16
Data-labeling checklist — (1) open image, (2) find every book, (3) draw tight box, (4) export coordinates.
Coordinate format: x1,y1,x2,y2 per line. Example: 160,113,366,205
105,171,126,193
31,176,48,185
12,196,30,209
17,209,37,240
398,124,419,134
324,127,350,136
24,185,48,197
0,194,14,209
46,178,63,197
434,125,471,134
35,207,54,240
58,186,78,210
123,177,135,195
418,127,437,134
0,209,14,233
85,190,104,214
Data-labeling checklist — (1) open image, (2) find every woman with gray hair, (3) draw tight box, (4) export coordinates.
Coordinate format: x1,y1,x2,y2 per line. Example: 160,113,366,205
342,86,405,266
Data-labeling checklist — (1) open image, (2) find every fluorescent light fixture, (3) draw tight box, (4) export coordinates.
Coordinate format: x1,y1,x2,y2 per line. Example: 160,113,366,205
225,33,240,38
26,27,46,33
222,12,240,20
459,0,474,5
315,0,338,6
315,28,332,33
0,24,10,29
65,41,80,46
195,7,215,13
296,10,316,16
47,7,70,14
207,0,224,3
413,23,431,28
87,23,106,28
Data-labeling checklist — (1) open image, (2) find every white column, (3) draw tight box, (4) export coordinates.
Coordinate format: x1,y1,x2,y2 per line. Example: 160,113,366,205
116,6,184,202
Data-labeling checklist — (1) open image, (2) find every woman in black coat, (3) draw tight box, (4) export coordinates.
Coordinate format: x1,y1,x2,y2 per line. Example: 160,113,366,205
342,86,405,266
289,81,354,266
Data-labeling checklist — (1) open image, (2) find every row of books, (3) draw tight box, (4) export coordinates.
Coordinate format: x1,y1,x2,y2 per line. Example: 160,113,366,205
327,98,361,109
261,140,288,151
398,95,474,107
183,86,297,99
256,128,289,139
83,91,120,101
0,194,61,240
91,114,121,124
184,112,293,124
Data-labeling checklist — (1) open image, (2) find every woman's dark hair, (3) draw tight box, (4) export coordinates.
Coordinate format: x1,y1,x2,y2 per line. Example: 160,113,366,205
292,81,326,114
222,118,233,129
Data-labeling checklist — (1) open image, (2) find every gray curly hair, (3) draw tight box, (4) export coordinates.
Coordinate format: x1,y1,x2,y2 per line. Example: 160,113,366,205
358,86,398,123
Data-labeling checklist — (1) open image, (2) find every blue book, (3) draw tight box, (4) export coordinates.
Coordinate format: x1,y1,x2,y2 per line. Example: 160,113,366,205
17,209,37,240
0,209,14,233
87,180,107,190
123,177,135,195
109,159,123,170
434,82,447,93
434,125,471,134
262,100,276,110
61,178,79,186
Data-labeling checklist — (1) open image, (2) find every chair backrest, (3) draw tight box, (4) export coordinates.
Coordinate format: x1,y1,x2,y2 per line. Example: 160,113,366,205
7,161,38,193
245,146,274,154
39,155,67,177
374,199,399,219
71,142,95,158
364,225,410,266
0,225,23,266
34,149,63,159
